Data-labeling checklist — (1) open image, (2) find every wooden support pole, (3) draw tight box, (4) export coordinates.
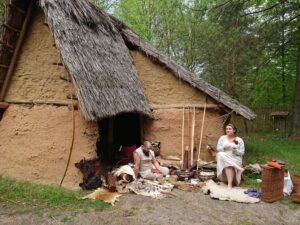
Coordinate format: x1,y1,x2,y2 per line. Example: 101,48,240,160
0,64,9,69
6,99,78,107
0,40,14,50
181,107,185,169
3,23,21,33
8,3,26,14
0,0,34,101
150,104,218,110
0,102,9,109
197,98,207,170
190,107,195,166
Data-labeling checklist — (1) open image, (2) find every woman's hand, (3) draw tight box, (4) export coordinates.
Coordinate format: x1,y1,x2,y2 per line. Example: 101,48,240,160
224,143,232,151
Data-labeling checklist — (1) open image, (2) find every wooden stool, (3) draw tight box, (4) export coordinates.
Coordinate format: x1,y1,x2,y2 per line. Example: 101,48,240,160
261,164,284,203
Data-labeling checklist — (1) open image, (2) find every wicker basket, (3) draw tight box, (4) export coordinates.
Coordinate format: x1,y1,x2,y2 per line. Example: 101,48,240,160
261,164,284,203
197,170,216,182
177,170,195,181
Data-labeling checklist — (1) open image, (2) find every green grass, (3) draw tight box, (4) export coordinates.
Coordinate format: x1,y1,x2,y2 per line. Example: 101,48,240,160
240,131,300,188
0,177,108,213
244,132,300,174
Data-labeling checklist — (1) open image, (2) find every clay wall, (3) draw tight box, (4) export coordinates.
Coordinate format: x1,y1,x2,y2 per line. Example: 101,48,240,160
131,51,224,160
0,105,98,189
143,108,224,161
5,8,70,101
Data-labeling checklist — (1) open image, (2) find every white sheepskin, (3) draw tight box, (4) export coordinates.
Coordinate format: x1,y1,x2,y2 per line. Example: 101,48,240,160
202,180,260,203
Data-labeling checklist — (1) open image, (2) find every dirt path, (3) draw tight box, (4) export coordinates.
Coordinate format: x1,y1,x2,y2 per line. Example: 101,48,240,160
1,189,299,225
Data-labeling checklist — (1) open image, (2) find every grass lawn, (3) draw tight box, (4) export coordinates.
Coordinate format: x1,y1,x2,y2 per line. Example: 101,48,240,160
0,177,108,213
241,131,300,187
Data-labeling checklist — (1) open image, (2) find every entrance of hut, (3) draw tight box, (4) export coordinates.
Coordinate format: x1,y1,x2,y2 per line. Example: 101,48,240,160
97,113,142,167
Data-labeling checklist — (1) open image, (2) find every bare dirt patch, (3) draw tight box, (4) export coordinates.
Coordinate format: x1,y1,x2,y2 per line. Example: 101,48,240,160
1,189,299,225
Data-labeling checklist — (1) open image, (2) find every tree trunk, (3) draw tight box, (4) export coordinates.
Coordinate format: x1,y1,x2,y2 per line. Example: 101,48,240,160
291,46,300,139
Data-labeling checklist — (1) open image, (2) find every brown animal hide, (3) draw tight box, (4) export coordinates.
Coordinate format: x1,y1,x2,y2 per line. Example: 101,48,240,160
75,158,102,190
105,172,117,192
82,188,121,206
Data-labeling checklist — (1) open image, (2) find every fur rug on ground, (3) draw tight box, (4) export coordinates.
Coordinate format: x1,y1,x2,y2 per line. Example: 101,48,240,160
126,179,174,199
202,180,260,203
81,187,121,206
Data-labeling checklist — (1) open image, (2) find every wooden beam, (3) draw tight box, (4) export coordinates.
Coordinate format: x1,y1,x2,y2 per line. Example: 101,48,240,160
8,3,26,14
59,74,71,82
0,64,9,69
6,99,78,107
66,93,77,100
0,40,14,50
52,62,63,66
150,104,219,110
0,0,34,101
190,107,195,165
3,23,21,33
0,102,9,109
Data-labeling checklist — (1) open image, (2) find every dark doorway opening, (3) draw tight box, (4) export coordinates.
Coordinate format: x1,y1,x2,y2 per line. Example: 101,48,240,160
97,113,142,166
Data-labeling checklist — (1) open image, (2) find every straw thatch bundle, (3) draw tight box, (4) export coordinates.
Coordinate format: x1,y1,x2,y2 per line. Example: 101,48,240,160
40,0,152,121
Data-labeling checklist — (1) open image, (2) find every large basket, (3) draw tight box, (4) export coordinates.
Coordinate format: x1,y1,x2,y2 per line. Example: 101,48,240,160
197,170,216,182
177,170,195,181
261,164,284,203
291,175,300,203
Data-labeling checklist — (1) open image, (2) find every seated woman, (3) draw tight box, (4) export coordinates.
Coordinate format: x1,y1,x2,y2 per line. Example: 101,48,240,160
216,124,245,189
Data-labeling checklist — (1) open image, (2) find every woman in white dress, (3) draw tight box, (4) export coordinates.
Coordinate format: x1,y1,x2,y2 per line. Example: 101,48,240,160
217,124,245,189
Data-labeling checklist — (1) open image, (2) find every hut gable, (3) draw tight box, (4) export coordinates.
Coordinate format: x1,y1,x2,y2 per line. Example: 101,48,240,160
110,15,256,120
131,50,214,105
39,0,152,121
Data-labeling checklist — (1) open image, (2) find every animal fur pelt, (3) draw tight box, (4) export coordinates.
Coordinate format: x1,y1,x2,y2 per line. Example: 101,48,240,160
111,165,174,198
112,165,135,179
75,158,102,190
125,179,174,199
112,165,135,193
81,187,121,206
202,180,260,203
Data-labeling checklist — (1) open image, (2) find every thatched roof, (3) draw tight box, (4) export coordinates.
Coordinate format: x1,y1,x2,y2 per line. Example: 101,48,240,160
1,0,255,121
109,16,256,120
40,0,152,121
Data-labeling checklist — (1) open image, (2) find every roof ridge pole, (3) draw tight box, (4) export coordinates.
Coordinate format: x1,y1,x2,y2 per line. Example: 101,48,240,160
0,0,35,101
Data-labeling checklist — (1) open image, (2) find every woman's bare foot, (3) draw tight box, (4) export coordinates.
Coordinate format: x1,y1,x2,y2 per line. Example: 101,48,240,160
236,167,245,173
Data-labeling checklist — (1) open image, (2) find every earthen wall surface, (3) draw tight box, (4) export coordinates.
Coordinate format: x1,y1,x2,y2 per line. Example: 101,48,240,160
143,108,225,161
0,105,98,189
130,51,214,105
131,51,224,160
5,8,70,101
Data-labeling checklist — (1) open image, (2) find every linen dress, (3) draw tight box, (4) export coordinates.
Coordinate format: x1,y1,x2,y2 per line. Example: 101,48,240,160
216,135,245,185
